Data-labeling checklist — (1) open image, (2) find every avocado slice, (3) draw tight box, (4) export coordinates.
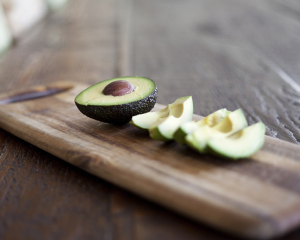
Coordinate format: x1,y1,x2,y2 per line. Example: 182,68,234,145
208,122,265,159
173,108,231,145
148,96,193,141
130,96,193,140
185,109,248,153
75,77,157,124
130,103,170,130
173,121,199,145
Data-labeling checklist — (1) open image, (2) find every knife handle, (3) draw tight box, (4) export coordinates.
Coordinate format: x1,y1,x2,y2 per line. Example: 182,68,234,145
0,82,74,105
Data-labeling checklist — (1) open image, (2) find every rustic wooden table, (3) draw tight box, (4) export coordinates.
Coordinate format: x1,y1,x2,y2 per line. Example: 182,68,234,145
1,0,300,239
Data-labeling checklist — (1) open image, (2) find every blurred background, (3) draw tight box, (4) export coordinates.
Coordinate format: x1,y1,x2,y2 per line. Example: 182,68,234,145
0,0,68,47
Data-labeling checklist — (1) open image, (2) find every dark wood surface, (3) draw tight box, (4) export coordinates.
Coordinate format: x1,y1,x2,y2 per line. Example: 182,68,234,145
1,0,300,239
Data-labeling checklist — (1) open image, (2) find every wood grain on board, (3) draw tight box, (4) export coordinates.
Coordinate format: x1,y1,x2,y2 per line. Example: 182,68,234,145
0,82,300,239
1,0,300,240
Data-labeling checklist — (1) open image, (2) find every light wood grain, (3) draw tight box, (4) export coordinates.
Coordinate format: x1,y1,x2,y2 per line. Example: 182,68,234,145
0,82,300,239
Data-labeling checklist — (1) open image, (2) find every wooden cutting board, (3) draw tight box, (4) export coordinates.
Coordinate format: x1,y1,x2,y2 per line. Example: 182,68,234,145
0,82,300,240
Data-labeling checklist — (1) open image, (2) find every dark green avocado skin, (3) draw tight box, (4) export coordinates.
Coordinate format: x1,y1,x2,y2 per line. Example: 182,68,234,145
75,87,157,125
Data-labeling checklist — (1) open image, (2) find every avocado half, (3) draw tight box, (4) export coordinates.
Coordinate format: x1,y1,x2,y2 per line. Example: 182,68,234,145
75,77,158,124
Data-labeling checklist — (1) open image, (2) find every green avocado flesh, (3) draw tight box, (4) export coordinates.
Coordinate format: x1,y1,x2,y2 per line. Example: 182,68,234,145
131,99,264,159
75,77,157,124
149,96,193,141
129,103,170,130
208,122,266,159
185,109,248,153
173,108,231,145
130,96,193,141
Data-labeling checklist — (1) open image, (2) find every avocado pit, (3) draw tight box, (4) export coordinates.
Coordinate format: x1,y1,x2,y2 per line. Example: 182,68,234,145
102,80,135,96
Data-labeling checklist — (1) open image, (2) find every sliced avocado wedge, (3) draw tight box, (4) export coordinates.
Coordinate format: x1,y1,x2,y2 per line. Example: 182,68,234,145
185,109,248,153
185,125,225,152
130,96,193,133
130,104,170,130
130,96,193,141
212,109,247,134
75,77,157,124
208,122,265,159
173,121,199,145
173,108,231,145
148,96,193,141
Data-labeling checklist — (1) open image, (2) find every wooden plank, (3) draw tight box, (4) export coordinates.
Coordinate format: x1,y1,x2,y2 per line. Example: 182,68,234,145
0,133,221,240
128,0,300,146
0,82,300,239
